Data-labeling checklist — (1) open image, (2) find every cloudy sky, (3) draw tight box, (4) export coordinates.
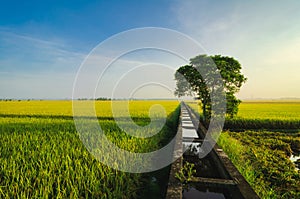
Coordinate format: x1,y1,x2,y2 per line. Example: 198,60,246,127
0,0,299,99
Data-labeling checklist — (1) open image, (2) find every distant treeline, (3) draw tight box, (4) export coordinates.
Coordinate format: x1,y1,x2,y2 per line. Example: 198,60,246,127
78,97,112,101
0,99,32,101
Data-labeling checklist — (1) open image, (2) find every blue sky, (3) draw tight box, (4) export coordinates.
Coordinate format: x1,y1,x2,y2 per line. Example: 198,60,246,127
1,0,300,99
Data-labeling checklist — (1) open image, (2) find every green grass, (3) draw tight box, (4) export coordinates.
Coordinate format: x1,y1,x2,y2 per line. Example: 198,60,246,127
218,131,300,199
0,101,180,198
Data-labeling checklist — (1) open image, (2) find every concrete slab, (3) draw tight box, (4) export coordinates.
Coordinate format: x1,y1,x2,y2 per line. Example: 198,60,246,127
182,128,198,138
182,122,194,128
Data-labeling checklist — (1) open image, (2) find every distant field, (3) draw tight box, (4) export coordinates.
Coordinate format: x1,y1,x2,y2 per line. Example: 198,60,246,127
186,100,300,121
0,100,178,118
238,100,300,121
227,101,300,130
0,100,179,198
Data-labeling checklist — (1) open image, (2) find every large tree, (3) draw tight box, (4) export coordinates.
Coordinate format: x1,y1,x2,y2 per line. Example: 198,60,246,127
175,55,247,122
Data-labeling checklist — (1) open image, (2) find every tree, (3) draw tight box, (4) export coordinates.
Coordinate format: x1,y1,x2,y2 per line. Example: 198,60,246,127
175,55,247,122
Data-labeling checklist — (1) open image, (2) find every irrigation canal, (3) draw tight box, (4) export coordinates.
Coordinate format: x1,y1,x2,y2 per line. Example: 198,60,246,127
166,102,259,199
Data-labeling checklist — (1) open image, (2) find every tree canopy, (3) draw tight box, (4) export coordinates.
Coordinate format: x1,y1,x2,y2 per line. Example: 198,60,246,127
175,55,247,122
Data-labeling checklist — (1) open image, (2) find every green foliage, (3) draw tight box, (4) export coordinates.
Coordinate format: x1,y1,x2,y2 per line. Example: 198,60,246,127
175,162,196,184
0,120,139,199
224,118,300,131
218,131,300,199
174,54,246,122
226,94,241,118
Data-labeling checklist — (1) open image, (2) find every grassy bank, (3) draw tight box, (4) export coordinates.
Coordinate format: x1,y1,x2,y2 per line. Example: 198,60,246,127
218,131,300,199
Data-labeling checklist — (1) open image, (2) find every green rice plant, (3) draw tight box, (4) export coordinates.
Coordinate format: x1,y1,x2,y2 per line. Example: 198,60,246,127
0,100,180,198
224,118,300,131
175,162,196,184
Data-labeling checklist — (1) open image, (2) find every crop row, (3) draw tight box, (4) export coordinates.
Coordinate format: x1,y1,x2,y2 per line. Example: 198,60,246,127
224,118,300,131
